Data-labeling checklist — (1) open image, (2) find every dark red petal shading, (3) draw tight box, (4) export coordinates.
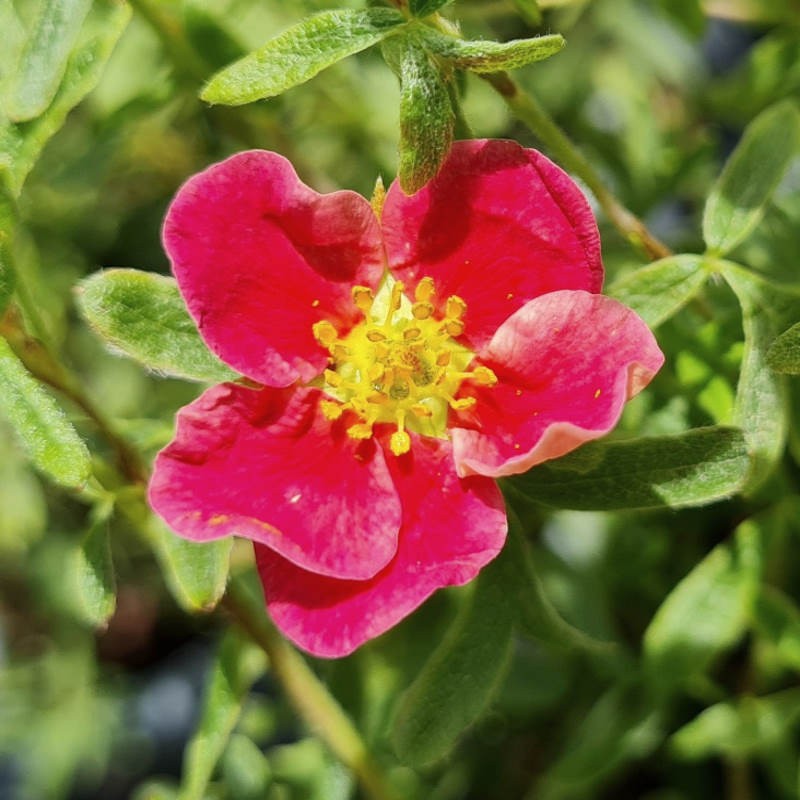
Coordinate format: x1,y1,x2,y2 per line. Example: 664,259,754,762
381,139,603,351
255,435,507,658
164,150,385,387
148,384,401,580
450,290,664,478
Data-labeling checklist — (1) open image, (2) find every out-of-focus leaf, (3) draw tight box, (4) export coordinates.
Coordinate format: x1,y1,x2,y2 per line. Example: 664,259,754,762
179,631,267,800
409,0,452,16
0,182,15,313
671,688,800,760
504,517,616,654
536,684,663,799
511,0,543,25
0,0,131,195
643,518,763,692
148,518,232,613
3,0,93,122
509,426,749,511
72,501,116,628
132,782,179,800
0,335,90,488
607,254,707,328
755,585,800,673
391,546,515,765
419,30,564,73
767,321,800,374
220,734,272,800
200,9,405,106
703,101,800,255
391,35,454,194
77,269,237,384
721,263,800,491
182,2,247,72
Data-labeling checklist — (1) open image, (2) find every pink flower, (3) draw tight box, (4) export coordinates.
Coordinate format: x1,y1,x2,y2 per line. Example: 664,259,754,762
148,140,664,658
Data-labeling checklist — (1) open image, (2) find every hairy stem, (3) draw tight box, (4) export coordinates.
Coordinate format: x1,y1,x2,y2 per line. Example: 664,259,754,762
222,579,401,800
481,72,672,261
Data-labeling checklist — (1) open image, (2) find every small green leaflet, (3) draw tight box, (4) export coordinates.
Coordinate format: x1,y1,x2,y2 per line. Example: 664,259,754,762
607,254,707,328
703,100,800,256
77,269,237,384
767,320,800,374
71,501,116,628
0,335,91,488
509,426,750,511
419,29,565,73
201,9,406,106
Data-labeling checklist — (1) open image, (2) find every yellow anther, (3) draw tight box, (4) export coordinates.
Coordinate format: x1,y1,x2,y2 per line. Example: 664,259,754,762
390,430,411,456
444,319,465,337
436,351,451,367
313,320,338,348
347,422,374,440
415,277,436,303
450,396,477,411
445,295,467,320
412,301,434,320
320,400,343,420
367,391,389,404
472,366,498,386
367,363,385,383
385,281,405,324
411,403,432,418
367,329,387,342
403,327,421,341
332,343,350,360
324,369,342,388
370,176,386,220
352,286,374,313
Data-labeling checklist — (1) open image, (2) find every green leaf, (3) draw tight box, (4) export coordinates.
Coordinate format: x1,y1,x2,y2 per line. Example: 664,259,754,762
537,685,663,799
511,0,543,26
200,9,405,106
419,30,565,74
392,35,454,194
509,426,749,511
643,517,763,692
77,269,237,384
148,518,232,613
671,688,800,760
721,263,800,491
607,254,707,328
179,631,267,800
767,320,800,374
703,100,800,255
0,335,91,488
391,548,515,765
220,735,272,800
409,0,453,16
2,0,93,122
71,502,116,628
0,182,15,314
0,0,131,195
504,517,616,654
754,585,800,673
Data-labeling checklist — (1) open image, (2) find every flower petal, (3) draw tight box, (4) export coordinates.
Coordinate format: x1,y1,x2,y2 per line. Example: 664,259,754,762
148,384,400,580
255,435,507,658
451,290,664,478
164,150,385,386
382,139,603,350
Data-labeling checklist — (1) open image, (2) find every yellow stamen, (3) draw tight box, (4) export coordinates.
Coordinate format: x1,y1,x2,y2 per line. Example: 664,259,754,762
445,295,467,320
352,285,374,314
450,396,476,411
347,422,373,439
472,366,498,386
370,176,386,220
415,277,435,303
313,320,338,348
390,430,411,456
412,301,434,320
320,400,343,420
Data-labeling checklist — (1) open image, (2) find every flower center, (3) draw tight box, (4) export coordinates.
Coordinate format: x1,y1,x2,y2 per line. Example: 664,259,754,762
312,276,496,456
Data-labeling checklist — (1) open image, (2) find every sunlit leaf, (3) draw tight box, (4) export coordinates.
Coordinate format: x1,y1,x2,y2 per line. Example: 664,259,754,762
179,631,267,800
643,517,763,692
201,9,405,106
391,547,515,765
77,269,237,384
703,100,800,255
509,426,750,511
419,30,564,73
607,254,707,328
0,335,90,488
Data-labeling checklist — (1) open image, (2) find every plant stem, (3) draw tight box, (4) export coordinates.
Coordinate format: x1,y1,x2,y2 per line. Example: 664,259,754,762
482,72,672,261
222,580,401,800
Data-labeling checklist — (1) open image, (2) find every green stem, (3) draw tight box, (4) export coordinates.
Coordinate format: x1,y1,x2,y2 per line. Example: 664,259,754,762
222,579,401,800
482,72,672,261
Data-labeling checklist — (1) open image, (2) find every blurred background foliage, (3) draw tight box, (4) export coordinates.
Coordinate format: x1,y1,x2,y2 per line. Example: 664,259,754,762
1,0,800,798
